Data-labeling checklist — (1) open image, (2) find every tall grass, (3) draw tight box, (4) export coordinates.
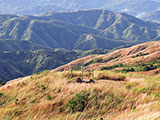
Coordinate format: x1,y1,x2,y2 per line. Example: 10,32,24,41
0,70,159,120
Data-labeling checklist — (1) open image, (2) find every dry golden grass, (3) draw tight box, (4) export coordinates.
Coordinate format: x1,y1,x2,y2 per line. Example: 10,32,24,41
1,42,160,119
53,41,160,72
0,69,159,120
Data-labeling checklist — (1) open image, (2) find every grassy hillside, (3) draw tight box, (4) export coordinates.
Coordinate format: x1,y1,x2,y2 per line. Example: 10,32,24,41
0,42,160,119
54,41,160,72
0,10,160,50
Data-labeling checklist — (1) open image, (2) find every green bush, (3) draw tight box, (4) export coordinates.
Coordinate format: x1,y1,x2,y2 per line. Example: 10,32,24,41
0,93,3,98
104,54,121,62
84,58,103,66
131,52,149,58
120,61,159,73
131,105,136,110
100,64,124,70
133,87,151,94
0,79,6,86
120,67,134,73
154,71,160,74
66,89,125,114
66,92,89,112
153,93,160,99
126,83,138,89
41,84,46,90
47,95,52,100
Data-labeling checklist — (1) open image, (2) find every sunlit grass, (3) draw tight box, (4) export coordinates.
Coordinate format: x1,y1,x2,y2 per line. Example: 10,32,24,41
0,69,159,120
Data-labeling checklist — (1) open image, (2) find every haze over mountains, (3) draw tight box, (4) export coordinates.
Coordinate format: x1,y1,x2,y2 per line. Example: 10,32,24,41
142,9,160,22
0,0,160,17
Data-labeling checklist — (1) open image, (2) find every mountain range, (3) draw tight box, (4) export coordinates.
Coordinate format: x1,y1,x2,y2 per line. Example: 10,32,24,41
0,0,160,17
0,9,160,51
142,9,160,22
0,9,160,81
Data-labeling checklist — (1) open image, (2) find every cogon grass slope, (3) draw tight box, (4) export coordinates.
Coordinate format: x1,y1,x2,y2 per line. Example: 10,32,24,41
0,69,159,120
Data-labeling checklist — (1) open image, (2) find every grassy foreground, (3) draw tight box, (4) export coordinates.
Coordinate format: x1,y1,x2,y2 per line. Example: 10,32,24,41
0,70,160,120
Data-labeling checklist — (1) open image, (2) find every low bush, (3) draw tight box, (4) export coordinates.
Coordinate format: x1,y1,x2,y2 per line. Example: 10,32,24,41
120,67,134,73
104,54,121,62
131,52,149,58
100,64,124,70
66,92,89,112
66,89,133,116
47,95,52,100
84,58,103,67
120,61,159,73
41,84,46,90
0,93,3,98
0,79,6,86
126,83,138,89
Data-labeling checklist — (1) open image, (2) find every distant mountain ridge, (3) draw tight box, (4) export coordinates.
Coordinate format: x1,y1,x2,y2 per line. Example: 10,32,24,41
0,9,160,51
142,9,160,22
0,0,160,17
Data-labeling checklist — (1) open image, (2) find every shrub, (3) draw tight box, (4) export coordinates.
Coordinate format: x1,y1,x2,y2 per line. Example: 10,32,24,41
104,54,121,62
131,105,136,110
0,79,6,86
153,93,160,99
100,64,124,70
41,84,46,90
133,87,151,94
154,71,160,74
47,95,52,100
131,52,149,58
0,93,3,98
134,64,157,72
66,89,133,117
120,67,134,73
120,61,158,73
84,58,103,66
126,83,138,89
66,92,89,112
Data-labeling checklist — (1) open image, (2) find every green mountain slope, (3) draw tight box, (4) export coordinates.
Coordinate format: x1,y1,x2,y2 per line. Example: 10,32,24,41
0,10,160,50
0,49,108,81
0,40,49,51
